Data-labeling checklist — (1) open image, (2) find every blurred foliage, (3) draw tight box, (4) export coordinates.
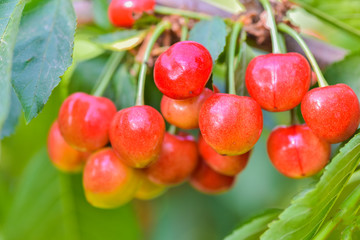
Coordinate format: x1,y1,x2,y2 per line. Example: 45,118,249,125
1,0,360,239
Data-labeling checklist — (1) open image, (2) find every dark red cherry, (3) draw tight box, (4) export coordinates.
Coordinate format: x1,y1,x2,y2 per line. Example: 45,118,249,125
301,84,360,143
199,93,263,156
108,0,155,28
146,132,198,185
267,124,331,178
154,41,213,100
198,134,250,176
109,105,165,168
245,53,311,112
190,161,235,194
58,92,117,152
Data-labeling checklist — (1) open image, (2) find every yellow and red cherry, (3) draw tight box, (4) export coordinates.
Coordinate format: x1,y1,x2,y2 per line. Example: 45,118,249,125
109,105,165,168
135,171,167,200
58,92,117,152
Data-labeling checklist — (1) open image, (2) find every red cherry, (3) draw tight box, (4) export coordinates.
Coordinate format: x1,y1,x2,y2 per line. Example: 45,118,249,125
83,148,140,208
47,121,89,172
58,92,117,152
190,161,235,194
301,84,360,143
199,93,263,155
135,171,166,200
146,132,198,185
109,105,165,168
267,124,330,178
154,41,213,100
108,0,155,28
198,134,250,176
161,88,214,129
245,53,311,112
311,71,318,86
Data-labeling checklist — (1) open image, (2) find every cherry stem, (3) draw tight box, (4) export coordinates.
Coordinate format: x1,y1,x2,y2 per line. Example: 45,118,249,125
290,109,299,125
135,21,171,106
154,5,211,20
168,125,178,135
259,0,282,54
228,21,243,95
312,186,360,240
278,23,329,87
92,51,125,97
181,18,189,41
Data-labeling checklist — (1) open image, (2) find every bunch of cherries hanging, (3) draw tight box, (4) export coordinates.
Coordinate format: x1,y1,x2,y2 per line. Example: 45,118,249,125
47,0,360,208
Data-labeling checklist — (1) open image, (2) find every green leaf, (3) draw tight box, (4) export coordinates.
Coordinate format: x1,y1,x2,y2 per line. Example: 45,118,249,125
261,131,360,240
3,149,141,240
324,52,360,98
189,17,228,62
1,89,21,139
111,64,137,109
224,209,282,240
200,0,245,14
0,0,26,136
93,30,147,51
11,0,76,122
91,0,112,30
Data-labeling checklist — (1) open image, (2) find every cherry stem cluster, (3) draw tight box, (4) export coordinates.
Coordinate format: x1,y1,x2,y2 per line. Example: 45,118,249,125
227,21,243,95
154,5,211,20
259,0,282,54
135,20,171,106
278,23,329,87
92,51,125,97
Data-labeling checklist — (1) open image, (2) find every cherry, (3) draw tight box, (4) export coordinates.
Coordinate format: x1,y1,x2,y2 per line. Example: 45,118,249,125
301,84,360,143
83,148,140,208
47,121,89,172
154,41,213,100
311,71,317,86
267,124,331,178
58,92,117,152
108,0,155,28
109,105,165,168
146,132,198,185
160,88,214,129
198,134,250,176
135,171,166,200
190,161,235,194
199,93,263,156
245,53,311,112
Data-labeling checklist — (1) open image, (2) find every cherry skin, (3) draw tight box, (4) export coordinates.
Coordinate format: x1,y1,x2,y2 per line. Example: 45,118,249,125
301,84,360,143
267,124,331,178
161,88,214,129
135,171,167,200
245,53,311,112
58,92,117,152
47,121,89,172
198,134,250,176
199,93,263,156
190,161,235,194
154,41,213,100
109,105,165,168
146,132,198,185
108,0,155,28
83,148,141,208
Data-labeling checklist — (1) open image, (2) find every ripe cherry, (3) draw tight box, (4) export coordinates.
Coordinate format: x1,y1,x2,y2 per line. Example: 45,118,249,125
47,121,89,172
154,41,213,100
198,134,250,176
199,93,263,156
108,0,155,28
58,92,117,152
109,105,165,168
146,132,198,185
135,171,166,200
83,148,140,208
301,84,360,143
190,161,235,194
267,124,331,178
161,88,214,129
245,53,311,112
